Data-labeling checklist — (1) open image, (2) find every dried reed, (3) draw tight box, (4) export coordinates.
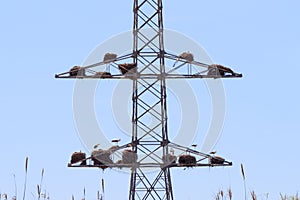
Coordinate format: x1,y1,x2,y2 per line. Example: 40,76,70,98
251,191,257,200
228,188,233,200
241,163,247,200
22,157,29,200
37,168,44,200
13,174,17,198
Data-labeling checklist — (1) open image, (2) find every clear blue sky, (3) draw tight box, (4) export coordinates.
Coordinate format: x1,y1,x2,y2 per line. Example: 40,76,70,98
1,0,300,199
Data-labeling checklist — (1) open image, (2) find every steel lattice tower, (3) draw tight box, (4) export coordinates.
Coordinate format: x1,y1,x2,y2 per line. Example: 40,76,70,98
130,0,172,199
56,0,242,200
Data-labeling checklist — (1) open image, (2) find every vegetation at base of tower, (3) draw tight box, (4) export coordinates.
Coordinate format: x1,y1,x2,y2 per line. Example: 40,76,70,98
1,159,298,200
214,189,299,200
211,163,300,200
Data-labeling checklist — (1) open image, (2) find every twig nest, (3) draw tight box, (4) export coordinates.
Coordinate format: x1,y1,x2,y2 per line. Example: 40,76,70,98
69,66,85,77
108,145,119,153
118,63,137,75
178,155,196,165
103,53,117,63
208,64,234,76
70,152,86,165
210,156,225,165
179,52,194,62
91,149,113,169
122,150,138,164
116,160,123,169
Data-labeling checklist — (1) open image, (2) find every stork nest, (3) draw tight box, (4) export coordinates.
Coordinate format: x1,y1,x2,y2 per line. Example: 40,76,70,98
69,66,85,77
178,52,194,62
103,53,117,63
70,152,86,165
178,155,196,166
210,156,225,165
207,64,234,76
91,149,113,169
122,150,138,164
108,145,119,153
118,63,137,75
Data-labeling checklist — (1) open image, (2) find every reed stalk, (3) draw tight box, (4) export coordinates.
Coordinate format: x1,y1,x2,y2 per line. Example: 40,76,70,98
22,157,29,200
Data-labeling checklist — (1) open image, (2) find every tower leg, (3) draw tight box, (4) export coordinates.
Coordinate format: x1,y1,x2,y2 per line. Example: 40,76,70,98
129,168,173,200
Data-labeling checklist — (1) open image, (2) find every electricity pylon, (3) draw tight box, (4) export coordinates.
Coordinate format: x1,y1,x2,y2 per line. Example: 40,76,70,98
56,0,242,200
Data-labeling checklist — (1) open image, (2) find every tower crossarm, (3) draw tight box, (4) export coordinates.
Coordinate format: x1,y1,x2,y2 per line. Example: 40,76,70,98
55,51,242,80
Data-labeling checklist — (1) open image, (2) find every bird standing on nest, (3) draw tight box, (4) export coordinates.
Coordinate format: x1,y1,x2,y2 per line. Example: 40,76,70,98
170,148,175,155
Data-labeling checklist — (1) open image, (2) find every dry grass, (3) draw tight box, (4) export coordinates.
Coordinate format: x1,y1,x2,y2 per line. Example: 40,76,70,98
241,163,247,200
214,189,233,200
228,188,232,200
213,189,299,200
1,157,50,200
212,163,299,200
1,159,299,200
280,193,299,200
22,157,29,200
250,191,257,200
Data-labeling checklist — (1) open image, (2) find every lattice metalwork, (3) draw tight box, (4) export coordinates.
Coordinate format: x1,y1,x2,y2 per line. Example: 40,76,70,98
55,0,242,200
130,1,172,199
